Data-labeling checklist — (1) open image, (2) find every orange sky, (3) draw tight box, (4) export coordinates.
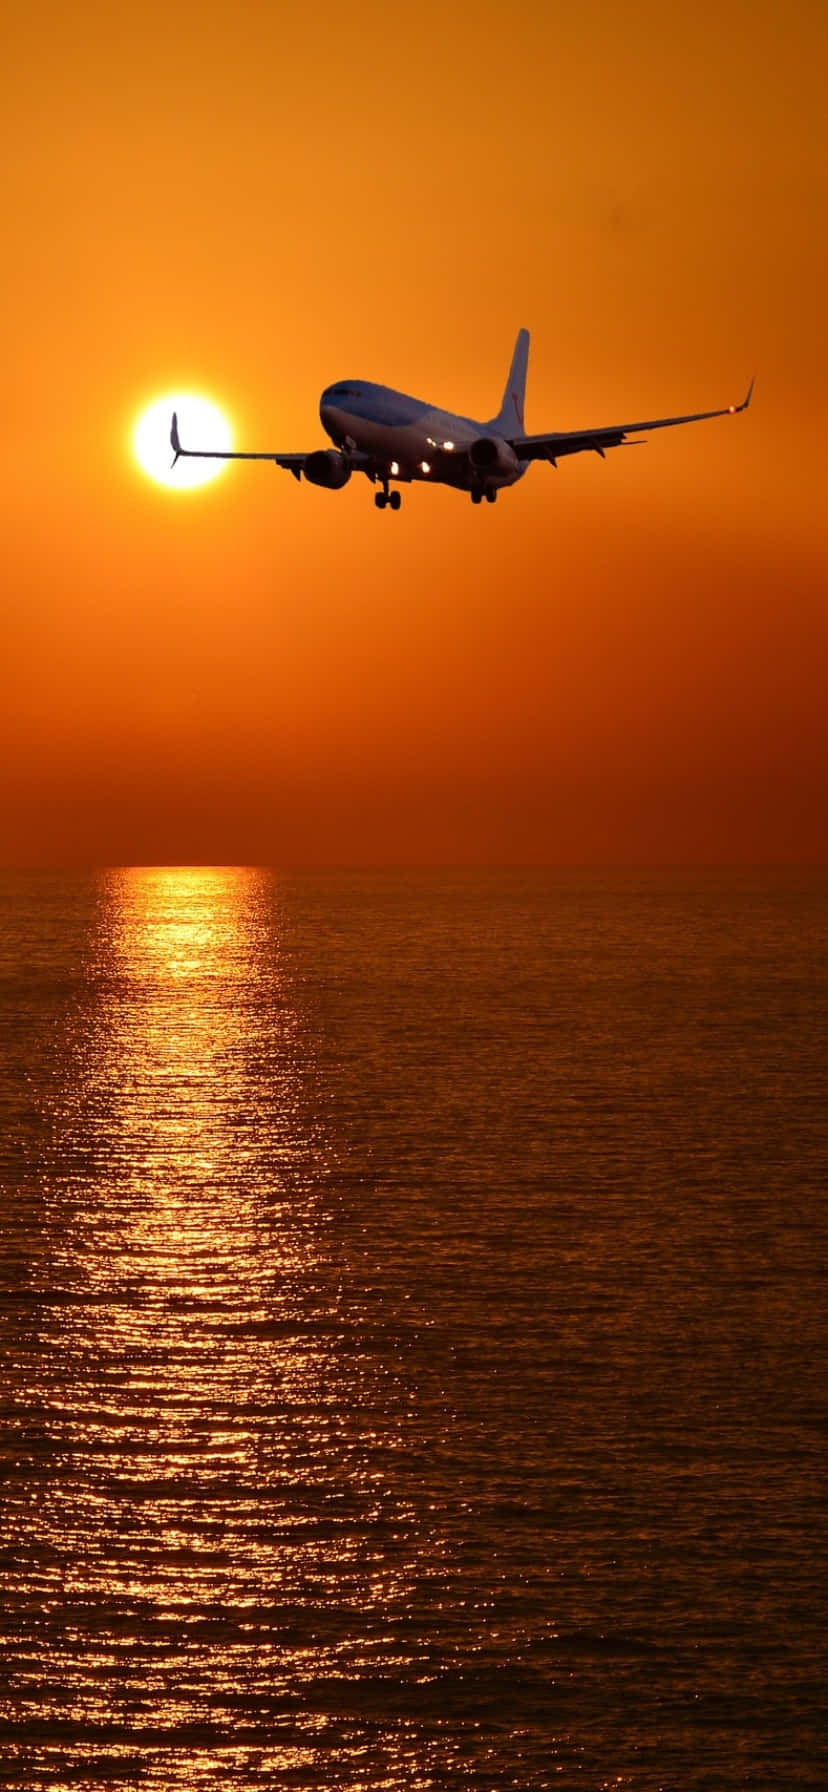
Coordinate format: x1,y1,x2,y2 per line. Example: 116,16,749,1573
3,0,827,863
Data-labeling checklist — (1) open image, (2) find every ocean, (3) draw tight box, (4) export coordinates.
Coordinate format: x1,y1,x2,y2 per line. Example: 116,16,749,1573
0,867,825,1790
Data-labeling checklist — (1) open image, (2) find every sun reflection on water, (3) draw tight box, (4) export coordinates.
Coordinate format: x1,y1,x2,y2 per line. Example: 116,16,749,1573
6,869,419,1788
60,867,337,1432
74,867,320,1279
3,868,826,1788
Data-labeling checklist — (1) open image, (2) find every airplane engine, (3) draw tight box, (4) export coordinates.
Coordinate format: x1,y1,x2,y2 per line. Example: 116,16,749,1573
303,450,352,490
468,436,519,478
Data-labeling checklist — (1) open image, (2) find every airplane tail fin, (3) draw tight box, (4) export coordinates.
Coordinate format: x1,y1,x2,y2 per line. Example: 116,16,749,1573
488,328,530,437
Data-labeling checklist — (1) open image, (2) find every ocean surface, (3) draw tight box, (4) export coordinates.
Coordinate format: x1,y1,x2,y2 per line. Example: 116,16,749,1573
0,867,825,1792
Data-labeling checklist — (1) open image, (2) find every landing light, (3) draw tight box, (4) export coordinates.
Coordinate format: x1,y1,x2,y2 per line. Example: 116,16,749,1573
443,440,455,451
390,460,400,476
420,460,431,475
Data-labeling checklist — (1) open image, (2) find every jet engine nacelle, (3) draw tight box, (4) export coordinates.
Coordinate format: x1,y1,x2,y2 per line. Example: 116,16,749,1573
303,450,352,490
468,435,519,477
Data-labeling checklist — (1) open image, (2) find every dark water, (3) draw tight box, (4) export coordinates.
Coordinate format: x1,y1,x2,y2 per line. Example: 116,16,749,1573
1,868,825,1791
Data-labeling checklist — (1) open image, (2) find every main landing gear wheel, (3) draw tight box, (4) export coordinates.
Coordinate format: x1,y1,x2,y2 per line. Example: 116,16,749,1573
485,489,497,503
389,490,401,510
375,487,402,511
471,491,482,505
375,491,387,509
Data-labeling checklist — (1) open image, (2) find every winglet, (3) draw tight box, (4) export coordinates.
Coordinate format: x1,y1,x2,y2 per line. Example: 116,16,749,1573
170,411,182,466
730,377,755,415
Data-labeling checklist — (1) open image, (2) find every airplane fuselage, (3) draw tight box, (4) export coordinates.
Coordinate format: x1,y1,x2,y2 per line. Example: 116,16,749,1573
319,381,527,493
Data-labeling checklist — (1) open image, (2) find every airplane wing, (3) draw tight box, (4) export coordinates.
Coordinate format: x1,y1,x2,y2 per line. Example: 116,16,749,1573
510,379,754,464
169,413,372,483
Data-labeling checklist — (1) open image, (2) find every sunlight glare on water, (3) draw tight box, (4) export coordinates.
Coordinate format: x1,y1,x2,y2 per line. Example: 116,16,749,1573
0,867,825,1790
2,869,396,1789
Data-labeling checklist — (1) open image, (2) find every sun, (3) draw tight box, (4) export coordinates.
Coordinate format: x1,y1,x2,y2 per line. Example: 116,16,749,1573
133,392,232,489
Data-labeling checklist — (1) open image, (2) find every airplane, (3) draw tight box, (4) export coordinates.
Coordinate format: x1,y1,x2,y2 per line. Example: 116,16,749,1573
169,329,753,512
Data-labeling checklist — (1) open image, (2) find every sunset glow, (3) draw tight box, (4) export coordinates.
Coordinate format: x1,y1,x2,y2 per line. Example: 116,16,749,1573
3,1,827,865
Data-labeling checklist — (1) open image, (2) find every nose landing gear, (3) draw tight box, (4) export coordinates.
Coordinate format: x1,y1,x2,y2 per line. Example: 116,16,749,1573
471,487,497,505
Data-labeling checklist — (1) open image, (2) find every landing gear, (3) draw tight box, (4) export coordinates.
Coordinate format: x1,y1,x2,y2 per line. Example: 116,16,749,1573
375,480,402,512
485,488,497,503
471,491,482,505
